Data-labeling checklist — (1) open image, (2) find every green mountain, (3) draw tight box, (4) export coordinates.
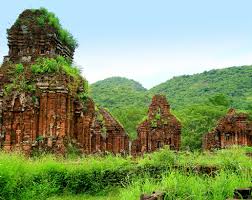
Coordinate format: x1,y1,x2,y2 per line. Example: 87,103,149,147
90,66,252,150
91,77,150,139
150,66,252,110
91,76,150,109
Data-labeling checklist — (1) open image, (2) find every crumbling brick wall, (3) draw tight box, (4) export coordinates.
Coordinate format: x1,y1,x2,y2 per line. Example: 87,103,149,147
132,95,181,155
4,9,73,64
74,101,129,155
0,84,129,155
0,9,129,155
203,109,252,150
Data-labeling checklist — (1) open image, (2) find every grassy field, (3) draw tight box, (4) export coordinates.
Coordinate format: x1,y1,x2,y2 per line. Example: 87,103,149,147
0,146,251,200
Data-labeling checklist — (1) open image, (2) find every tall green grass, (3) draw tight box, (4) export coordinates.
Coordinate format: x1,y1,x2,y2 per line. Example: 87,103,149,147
0,147,251,200
117,170,251,200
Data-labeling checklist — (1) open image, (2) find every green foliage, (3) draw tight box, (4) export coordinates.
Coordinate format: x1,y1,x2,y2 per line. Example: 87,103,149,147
31,56,88,97
91,77,150,139
31,57,60,74
14,8,78,49
91,66,252,149
109,106,147,139
0,147,251,200
78,92,89,103
65,143,81,159
91,77,149,109
82,80,89,94
117,170,250,200
175,103,228,150
37,15,46,26
36,135,44,142
15,63,24,74
31,56,81,79
155,113,161,120
38,7,78,49
3,73,35,95
96,110,107,136
150,119,158,128
101,126,107,136
4,84,13,95
149,66,252,110
150,111,162,128
36,8,78,49
209,93,232,107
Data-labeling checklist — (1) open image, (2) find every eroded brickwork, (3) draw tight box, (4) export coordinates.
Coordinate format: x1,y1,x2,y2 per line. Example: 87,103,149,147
132,95,181,155
0,9,129,155
74,101,129,154
203,109,252,150
90,108,129,154
4,9,74,64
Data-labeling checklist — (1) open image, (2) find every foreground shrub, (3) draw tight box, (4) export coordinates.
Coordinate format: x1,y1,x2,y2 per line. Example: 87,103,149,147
0,147,250,199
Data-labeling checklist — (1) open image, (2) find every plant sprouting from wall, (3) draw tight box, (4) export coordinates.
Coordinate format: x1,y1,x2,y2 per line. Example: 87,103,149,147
96,109,107,137
14,8,78,50
4,64,36,95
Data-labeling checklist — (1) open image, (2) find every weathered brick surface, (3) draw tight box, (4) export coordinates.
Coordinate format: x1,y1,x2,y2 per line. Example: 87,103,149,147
203,109,252,150
4,9,73,63
0,76,129,155
0,9,129,155
89,108,129,154
74,101,129,154
132,95,181,155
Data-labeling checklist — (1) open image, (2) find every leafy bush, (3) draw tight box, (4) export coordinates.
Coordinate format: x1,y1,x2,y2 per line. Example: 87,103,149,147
15,63,24,74
31,57,60,74
31,56,87,96
31,56,81,79
3,75,35,95
37,8,78,50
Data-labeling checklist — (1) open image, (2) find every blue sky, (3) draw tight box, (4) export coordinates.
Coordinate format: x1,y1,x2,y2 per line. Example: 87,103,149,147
1,0,252,88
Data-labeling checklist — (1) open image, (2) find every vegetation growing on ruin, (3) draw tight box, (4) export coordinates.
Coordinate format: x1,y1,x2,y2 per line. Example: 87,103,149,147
31,56,80,78
0,147,251,200
3,56,89,104
31,56,88,96
96,109,107,136
150,109,163,128
91,66,252,149
3,63,36,95
14,8,78,50
78,82,90,105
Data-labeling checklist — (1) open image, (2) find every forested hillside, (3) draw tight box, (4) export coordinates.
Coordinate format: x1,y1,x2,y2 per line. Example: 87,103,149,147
90,66,252,150
91,77,149,109
150,66,252,110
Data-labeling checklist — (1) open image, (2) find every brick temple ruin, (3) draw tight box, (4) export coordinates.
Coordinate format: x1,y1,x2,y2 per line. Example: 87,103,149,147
2,9,251,156
4,9,74,63
0,9,129,155
132,95,181,155
203,109,252,150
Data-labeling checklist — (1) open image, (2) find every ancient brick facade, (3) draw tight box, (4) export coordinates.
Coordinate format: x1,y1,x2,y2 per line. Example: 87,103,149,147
0,9,129,155
4,9,73,64
203,109,252,150
132,95,181,155
74,101,129,154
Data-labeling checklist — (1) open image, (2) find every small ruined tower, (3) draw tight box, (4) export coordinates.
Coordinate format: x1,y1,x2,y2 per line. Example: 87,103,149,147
0,8,129,155
132,95,181,155
4,8,76,64
203,108,252,150
89,108,129,154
